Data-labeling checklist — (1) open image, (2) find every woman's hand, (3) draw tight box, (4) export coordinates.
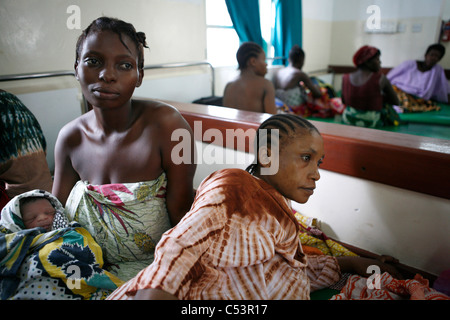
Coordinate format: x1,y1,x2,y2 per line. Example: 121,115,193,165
337,256,403,279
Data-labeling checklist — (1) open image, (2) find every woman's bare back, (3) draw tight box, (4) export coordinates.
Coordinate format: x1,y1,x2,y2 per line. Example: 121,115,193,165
223,75,276,114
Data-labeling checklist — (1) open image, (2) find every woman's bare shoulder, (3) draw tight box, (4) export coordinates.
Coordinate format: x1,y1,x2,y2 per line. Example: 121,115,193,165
58,111,92,139
134,99,189,128
135,98,181,115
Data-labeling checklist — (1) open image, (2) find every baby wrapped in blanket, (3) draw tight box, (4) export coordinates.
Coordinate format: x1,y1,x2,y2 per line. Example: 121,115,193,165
0,189,123,300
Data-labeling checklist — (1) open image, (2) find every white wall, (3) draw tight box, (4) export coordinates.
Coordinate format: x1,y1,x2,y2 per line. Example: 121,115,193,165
302,0,335,73
0,0,206,75
329,0,444,68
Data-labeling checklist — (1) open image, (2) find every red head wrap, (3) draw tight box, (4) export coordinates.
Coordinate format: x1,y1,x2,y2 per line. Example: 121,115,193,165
353,45,380,66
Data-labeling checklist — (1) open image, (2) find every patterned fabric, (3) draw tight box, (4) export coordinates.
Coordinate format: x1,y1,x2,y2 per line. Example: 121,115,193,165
0,91,52,199
342,104,400,128
0,190,123,300
294,211,358,258
0,92,47,164
276,78,344,118
64,173,171,281
276,87,308,109
107,169,341,300
331,272,450,300
392,85,441,113
342,106,383,128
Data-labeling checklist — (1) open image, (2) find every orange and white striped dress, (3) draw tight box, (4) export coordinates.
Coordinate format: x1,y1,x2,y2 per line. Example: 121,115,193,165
107,169,340,300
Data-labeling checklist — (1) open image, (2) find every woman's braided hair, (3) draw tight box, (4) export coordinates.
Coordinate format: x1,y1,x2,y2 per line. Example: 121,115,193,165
236,42,264,70
246,114,319,175
75,17,148,69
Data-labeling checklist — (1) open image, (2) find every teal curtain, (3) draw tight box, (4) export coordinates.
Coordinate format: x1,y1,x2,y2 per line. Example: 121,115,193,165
225,0,264,48
272,0,303,65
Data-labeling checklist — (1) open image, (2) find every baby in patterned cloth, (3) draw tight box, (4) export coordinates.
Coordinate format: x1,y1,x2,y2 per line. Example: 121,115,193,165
1,189,69,232
20,195,67,231
0,189,124,300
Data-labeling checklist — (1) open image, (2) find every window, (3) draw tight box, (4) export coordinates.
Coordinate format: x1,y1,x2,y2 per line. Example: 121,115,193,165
205,0,240,67
205,0,274,67
260,0,275,59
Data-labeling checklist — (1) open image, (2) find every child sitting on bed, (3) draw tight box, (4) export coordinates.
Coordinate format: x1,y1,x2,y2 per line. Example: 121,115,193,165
107,114,401,300
0,190,123,300
52,17,196,281
223,42,277,114
341,45,400,128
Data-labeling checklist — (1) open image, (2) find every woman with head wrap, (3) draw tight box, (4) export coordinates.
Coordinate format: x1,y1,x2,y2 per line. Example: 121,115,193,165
341,45,400,128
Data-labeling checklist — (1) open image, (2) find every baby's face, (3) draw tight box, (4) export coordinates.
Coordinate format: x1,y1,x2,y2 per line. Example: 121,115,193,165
21,199,56,231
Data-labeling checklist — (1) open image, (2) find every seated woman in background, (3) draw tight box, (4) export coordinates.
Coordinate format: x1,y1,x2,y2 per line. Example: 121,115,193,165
273,45,344,118
223,42,277,114
0,90,53,210
52,17,196,282
387,43,448,112
341,45,400,128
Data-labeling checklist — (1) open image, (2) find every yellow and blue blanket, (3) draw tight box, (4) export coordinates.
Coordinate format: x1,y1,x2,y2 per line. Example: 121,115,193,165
0,190,124,300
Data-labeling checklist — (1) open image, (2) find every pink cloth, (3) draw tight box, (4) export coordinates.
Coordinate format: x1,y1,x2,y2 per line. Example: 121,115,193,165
387,60,449,103
107,169,341,300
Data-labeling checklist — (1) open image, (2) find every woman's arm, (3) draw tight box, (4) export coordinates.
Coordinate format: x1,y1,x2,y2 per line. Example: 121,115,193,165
336,256,403,279
263,79,277,114
298,71,322,98
159,106,197,226
52,124,81,206
380,74,400,106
